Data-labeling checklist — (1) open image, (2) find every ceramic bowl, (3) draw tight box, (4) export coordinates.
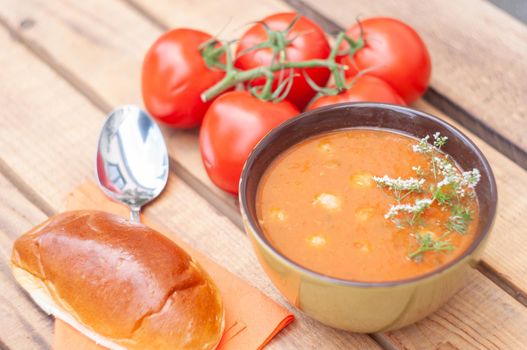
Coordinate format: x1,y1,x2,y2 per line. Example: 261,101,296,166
239,102,497,332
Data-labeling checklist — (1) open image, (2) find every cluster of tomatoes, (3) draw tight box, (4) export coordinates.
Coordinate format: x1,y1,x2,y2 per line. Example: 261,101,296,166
141,13,431,194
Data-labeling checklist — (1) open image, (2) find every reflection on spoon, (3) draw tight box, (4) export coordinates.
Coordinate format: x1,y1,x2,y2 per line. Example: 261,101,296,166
96,105,169,222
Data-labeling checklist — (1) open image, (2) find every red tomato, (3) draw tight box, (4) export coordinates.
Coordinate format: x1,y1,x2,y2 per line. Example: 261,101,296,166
200,91,299,194
341,17,431,104
142,29,226,128
236,13,331,110
308,75,405,110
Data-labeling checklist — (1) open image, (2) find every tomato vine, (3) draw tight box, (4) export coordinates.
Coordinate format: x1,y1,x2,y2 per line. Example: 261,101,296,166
199,18,364,103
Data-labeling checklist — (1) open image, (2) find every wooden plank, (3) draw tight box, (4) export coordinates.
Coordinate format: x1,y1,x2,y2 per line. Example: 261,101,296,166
0,24,378,349
1,1,527,348
287,0,527,167
125,0,290,35
2,0,526,302
385,270,527,350
0,173,53,350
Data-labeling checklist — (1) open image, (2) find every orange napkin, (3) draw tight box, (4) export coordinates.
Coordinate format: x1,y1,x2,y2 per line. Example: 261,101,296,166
53,181,294,350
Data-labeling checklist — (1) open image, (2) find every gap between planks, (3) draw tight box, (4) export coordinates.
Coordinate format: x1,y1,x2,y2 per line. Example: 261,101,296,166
281,0,527,170
1,4,526,349
476,261,527,306
0,339,10,350
0,157,54,217
122,0,170,31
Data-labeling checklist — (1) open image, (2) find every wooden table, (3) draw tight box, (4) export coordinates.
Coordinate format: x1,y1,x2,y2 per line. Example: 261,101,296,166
1,0,526,349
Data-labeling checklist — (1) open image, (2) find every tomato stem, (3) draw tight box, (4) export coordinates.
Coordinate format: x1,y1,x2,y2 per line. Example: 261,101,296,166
201,58,344,102
328,32,347,92
200,23,365,103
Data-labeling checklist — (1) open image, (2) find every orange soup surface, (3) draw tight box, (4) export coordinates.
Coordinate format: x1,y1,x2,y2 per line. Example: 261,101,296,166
256,129,479,282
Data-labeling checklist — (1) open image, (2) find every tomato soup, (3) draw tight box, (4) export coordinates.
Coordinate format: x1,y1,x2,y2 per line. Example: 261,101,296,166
256,129,480,282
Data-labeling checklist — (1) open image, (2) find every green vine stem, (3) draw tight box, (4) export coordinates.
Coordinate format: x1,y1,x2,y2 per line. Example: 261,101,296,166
200,25,364,103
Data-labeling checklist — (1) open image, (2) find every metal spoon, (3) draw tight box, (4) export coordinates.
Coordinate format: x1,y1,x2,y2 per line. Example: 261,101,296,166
96,105,169,223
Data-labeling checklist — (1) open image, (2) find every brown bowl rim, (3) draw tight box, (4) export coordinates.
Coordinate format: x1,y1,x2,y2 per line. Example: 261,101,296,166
239,102,498,288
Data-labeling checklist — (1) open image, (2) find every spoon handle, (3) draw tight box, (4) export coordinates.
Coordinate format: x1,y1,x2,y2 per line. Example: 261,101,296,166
130,205,141,223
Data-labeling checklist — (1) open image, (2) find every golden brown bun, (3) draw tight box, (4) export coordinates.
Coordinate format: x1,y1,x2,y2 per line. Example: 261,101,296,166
11,210,224,350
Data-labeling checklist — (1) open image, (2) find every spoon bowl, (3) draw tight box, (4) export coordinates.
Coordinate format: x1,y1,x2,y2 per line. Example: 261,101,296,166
96,105,169,222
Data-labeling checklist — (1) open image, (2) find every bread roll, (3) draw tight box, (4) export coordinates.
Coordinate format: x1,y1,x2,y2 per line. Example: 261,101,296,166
11,210,224,350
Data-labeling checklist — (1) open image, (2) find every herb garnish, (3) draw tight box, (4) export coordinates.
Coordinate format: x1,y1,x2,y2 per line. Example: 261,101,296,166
374,133,480,263
383,198,432,227
407,232,455,262
445,206,473,234
372,175,424,203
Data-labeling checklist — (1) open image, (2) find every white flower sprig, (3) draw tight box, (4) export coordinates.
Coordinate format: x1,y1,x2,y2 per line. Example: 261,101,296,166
412,133,448,154
433,156,481,198
412,135,433,154
373,132,482,263
385,198,432,225
373,175,425,204
412,133,481,200
461,169,481,188
436,157,459,189
373,176,425,193
432,132,448,148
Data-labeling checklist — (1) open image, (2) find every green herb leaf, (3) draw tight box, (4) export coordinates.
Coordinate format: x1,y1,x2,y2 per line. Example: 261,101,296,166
431,184,453,206
408,232,455,262
446,206,473,234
